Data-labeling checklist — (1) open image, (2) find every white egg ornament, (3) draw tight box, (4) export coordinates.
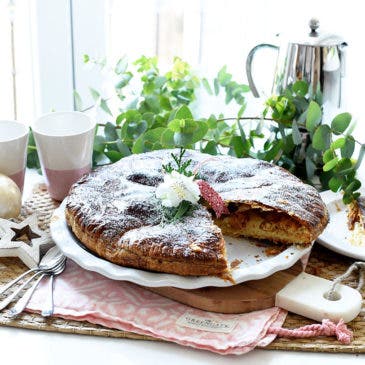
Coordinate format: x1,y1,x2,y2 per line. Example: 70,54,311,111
0,173,21,218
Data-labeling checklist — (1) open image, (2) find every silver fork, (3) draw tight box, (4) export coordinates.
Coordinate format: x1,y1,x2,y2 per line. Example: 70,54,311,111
41,259,67,317
8,259,66,317
0,247,65,313
0,246,64,296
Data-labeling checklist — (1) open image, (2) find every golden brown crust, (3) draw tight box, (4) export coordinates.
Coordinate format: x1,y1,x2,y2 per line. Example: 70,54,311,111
65,202,229,277
65,149,329,277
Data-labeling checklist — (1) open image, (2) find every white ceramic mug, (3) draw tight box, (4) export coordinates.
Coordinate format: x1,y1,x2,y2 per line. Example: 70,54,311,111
0,120,29,192
32,111,96,201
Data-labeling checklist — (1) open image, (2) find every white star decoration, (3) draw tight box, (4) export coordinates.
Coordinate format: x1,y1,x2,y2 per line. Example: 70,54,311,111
0,215,53,268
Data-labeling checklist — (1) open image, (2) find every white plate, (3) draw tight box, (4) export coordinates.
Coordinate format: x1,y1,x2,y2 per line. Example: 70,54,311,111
317,190,365,261
50,201,311,289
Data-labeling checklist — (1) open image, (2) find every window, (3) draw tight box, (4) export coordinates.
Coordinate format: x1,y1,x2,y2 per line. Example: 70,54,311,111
0,0,34,121
1,0,364,179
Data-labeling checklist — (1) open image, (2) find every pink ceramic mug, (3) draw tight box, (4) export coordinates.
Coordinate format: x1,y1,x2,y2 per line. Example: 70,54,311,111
32,111,95,201
0,120,29,192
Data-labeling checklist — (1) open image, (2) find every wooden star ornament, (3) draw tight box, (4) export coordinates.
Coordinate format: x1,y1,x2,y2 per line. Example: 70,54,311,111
0,214,53,268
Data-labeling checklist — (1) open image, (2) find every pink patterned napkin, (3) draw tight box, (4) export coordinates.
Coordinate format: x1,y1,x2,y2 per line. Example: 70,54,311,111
26,260,286,355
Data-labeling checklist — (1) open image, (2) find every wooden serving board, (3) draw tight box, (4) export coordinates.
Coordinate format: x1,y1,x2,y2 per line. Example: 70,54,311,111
146,261,303,314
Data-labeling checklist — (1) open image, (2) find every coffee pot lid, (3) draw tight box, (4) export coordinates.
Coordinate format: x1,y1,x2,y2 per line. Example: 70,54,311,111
287,18,345,46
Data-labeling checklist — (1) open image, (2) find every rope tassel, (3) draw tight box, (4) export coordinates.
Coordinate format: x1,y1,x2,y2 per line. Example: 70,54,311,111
268,319,353,344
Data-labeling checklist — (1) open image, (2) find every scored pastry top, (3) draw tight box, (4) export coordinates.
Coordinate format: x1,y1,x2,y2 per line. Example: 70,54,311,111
66,149,328,271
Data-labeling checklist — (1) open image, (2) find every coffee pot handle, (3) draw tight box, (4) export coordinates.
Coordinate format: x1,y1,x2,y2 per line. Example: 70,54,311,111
246,44,279,97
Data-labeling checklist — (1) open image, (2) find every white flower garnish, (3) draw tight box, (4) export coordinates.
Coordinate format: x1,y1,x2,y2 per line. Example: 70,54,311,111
156,170,200,207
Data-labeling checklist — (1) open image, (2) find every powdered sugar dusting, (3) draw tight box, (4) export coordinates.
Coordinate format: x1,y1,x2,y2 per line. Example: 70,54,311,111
66,149,328,263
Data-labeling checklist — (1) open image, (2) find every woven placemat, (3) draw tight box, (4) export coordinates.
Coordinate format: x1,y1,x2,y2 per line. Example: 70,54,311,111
0,184,364,353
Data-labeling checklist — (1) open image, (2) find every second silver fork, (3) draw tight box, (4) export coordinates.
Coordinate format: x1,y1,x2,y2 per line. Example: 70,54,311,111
7,258,66,317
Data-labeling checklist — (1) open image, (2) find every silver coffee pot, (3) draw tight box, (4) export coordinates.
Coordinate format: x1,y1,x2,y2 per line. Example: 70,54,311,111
246,19,347,109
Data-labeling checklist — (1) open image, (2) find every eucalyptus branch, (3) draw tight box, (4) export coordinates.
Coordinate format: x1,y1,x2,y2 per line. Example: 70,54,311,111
28,56,363,205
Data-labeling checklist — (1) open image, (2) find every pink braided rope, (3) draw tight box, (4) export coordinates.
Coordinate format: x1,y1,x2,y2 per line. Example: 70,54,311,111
268,319,353,344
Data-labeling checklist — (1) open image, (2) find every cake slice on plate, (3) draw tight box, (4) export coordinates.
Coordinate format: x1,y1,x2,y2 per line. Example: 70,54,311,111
65,149,328,278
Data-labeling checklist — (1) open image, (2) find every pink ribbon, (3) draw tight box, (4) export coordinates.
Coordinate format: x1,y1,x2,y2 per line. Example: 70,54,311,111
268,319,353,344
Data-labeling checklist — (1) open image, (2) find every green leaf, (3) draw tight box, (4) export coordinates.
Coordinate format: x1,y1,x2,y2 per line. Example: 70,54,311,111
154,76,166,88
343,193,354,204
142,112,155,126
217,66,232,86
192,121,209,142
344,119,357,136
173,132,193,146
89,87,100,101
329,176,342,192
161,129,175,147
125,110,142,123
73,90,83,111
225,90,233,104
104,122,118,141
331,112,352,135
214,78,219,95
115,57,128,74
237,104,246,118
27,131,41,171
330,137,346,150
168,119,197,133
100,99,112,116
291,120,302,145
345,179,361,193
116,140,131,157
173,201,192,221
282,134,295,154
160,95,172,110
207,115,217,129
144,95,160,113
354,144,365,170
336,158,353,175
292,80,309,96
202,78,213,95
131,136,146,154
175,105,193,120
127,97,139,110
312,125,331,150
133,127,169,152
341,136,355,158
124,120,148,140
93,135,106,153
202,141,218,155
323,157,339,172
305,157,316,180
306,101,322,132
83,54,90,63
263,140,283,162
115,72,132,89
105,150,122,163
230,135,250,157
323,149,335,163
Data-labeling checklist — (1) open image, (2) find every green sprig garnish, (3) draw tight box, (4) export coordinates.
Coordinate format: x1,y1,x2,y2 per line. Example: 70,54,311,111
162,148,194,177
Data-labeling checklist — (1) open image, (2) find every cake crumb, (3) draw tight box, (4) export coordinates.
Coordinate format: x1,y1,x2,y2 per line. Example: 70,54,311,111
335,202,342,212
264,245,286,256
230,259,243,269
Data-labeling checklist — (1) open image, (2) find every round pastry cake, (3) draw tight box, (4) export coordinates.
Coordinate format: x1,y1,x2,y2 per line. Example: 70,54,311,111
65,149,328,278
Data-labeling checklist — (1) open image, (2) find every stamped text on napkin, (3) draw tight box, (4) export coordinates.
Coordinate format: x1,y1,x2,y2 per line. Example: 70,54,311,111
176,311,238,333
